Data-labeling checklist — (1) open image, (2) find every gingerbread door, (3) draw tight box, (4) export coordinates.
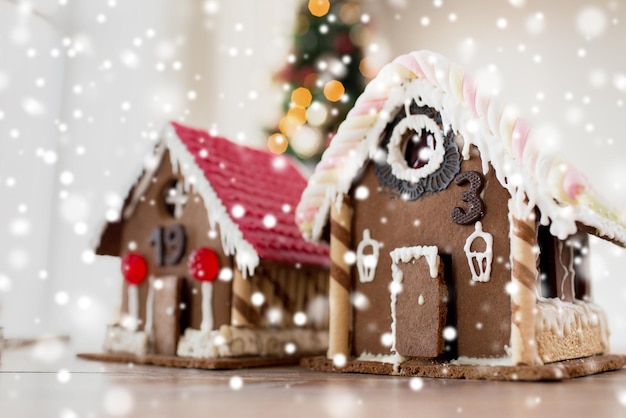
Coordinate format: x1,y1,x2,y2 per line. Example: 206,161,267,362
151,275,184,355
390,246,447,358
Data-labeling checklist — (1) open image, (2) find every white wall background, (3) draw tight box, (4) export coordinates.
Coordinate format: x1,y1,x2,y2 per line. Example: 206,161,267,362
1,0,626,352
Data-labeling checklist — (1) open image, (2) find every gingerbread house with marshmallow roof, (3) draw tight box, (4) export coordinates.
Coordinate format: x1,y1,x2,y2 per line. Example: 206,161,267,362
82,122,330,369
296,50,626,380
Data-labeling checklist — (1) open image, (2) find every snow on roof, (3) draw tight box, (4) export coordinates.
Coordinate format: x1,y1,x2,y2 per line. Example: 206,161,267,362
124,122,329,277
296,50,626,245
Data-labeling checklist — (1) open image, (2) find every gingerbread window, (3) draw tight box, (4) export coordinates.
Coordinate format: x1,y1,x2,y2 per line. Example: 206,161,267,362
374,102,462,201
386,111,446,183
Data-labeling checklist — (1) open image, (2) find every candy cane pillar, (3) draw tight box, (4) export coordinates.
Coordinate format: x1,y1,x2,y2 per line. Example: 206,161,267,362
509,200,539,365
327,195,353,361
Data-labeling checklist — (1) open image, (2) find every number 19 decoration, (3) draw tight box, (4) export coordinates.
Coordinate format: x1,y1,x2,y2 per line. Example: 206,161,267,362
149,224,187,266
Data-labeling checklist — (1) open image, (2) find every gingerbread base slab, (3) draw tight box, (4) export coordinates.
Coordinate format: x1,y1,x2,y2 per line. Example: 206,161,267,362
301,354,626,381
78,352,300,370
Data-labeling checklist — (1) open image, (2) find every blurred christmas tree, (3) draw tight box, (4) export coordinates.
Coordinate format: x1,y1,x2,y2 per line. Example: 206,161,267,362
267,0,372,164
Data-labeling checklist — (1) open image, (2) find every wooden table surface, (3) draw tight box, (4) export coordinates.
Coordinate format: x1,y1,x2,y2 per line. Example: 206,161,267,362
2,339,626,417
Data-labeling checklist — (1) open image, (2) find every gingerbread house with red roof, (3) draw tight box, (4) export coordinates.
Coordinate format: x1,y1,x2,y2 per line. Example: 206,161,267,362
296,50,626,380
87,122,330,369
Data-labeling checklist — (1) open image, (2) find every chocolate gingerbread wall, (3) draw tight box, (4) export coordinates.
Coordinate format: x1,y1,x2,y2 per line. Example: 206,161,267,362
117,151,233,344
350,147,513,359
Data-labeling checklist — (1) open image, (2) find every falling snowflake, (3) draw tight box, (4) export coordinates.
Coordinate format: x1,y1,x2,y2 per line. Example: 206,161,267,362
103,387,134,416
524,395,542,408
388,280,403,295
0,274,12,292
442,326,457,341
526,12,546,35
343,251,356,265
9,217,30,236
332,353,347,368
409,377,424,391
577,6,607,38
231,204,245,218
266,307,283,325
293,311,307,326
351,291,370,310
57,369,71,383
250,291,265,307
284,342,297,354
380,332,393,347
354,185,369,200
508,0,526,7
229,376,244,390
262,214,277,229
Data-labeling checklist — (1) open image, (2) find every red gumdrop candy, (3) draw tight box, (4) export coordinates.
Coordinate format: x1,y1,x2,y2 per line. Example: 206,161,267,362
121,252,148,285
188,247,219,282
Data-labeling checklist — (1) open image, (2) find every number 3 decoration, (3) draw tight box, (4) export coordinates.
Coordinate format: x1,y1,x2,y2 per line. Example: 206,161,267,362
149,224,187,266
451,171,486,225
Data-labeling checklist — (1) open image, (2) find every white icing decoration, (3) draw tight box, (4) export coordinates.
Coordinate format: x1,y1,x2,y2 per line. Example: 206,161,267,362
535,297,610,361
390,245,440,278
557,240,576,300
463,221,494,283
386,112,446,183
450,355,513,366
388,246,440,353
356,229,382,283
127,284,139,332
357,352,407,374
165,180,188,218
103,325,149,356
418,294,425,305
200,281,213,332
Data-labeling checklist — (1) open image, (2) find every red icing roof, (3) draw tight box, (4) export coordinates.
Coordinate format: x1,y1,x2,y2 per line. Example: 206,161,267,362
171,122,329,268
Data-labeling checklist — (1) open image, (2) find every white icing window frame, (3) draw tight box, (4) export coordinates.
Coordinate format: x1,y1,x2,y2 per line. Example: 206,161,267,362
386,110,446,184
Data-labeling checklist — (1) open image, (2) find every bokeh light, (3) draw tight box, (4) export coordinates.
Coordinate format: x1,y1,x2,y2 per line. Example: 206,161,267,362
308,0,330,17
323,80,345,102
267,133,289,154
291,87,313,107
287,106,307,124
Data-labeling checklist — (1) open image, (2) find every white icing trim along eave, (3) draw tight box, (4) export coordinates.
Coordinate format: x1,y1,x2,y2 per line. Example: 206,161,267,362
161,124,260,278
